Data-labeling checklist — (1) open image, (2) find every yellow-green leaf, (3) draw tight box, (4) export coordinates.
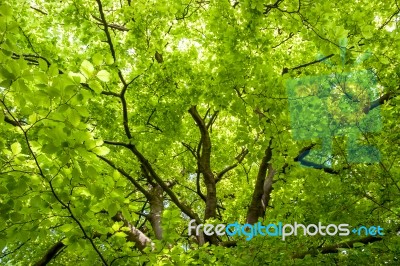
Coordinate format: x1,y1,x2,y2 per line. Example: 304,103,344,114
11,142,21,155
97,70,110,82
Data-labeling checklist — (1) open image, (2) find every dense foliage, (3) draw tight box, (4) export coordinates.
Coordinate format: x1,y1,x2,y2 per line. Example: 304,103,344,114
0,0,399,265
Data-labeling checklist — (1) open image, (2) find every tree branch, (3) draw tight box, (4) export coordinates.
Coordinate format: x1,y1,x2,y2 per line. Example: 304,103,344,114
92,15,129,31
292,236,383,259
34,241,65,266
30,6,48,15
0,99,109,265
0,241,28,259
282,54,335,75
181,142,198,159
95,0,116,61
188,106,217,221
148,185,164,240
112,212,153,251
216,148,248,182
363,89,398,114
246,140,273,224
97,155,152,199
4,114,22,126
103,139,203,225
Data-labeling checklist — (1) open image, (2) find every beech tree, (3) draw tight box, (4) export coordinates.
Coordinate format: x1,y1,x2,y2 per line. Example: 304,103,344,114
0,0,399,265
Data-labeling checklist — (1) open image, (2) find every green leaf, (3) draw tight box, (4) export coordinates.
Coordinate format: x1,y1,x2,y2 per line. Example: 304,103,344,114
0,4,12,17
112,222,122,232
92,53,103,66
97,70,110,82
60,223,75,233
380,57,390,65
353,242,365,247
38,59,48,71
105,54,114,65
68,71,86,83
114,231,127,238
80,60,95,78
88,80,103,94
93,146,110,156
68,109,81,127
48,64,59,77
9,212,22,222
0,111,4,125
11,142,21,155
361,26,374,39
107,202,119,216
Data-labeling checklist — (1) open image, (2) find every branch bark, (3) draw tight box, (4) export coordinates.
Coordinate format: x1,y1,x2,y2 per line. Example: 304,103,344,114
292,236,383,259
4,115,21,126
34,241,65,266
102,140,203,226
148,184,164,240
363,91,397,114
246,140,274,224
112,212,153,251
95,0,116,61
188,106,217,221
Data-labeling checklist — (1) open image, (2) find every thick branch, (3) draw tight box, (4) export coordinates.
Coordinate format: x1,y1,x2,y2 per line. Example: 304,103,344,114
0,241,28,259
129,143,203,225
103,140,203,225
34,241,65,266
261,164,275,212
181,142,198,159
363,91,397,114
292,236,383,259
4,115,21,126
148,185,164,240
101,90,120,97
379,8,400,30
264,0,285,15
145,109,163,132
81,82,119,97
112,212,153,251
246,141,273,224
196,170,207,202
188,106,213,177
295,145,340,174
297,159,340,174
119,75,141,140
188,106,217,221
95,0,142,141
11,52,51,69
220,240,237,247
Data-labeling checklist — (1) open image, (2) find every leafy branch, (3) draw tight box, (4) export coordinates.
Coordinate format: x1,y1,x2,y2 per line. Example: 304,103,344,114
0,99,109,265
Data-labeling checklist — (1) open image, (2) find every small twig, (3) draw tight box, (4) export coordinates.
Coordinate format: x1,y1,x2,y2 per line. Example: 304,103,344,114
30,6,48,15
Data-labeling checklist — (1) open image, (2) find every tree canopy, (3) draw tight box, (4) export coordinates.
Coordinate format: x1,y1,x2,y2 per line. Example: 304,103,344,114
0,0,399,265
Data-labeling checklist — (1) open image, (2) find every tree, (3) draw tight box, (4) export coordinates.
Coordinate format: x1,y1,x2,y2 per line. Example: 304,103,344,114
0,0,399,265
